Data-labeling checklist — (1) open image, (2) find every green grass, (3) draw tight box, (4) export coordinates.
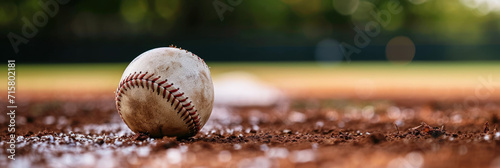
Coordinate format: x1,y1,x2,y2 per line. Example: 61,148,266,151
2,61,499,93
12,61,500,76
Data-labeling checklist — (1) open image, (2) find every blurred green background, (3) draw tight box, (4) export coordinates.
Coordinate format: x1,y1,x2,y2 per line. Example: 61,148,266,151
1,0,500,62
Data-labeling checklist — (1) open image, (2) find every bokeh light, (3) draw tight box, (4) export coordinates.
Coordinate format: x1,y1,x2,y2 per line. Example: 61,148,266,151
0,2,17,25
411,0,485,44
333,0,359,15
380,0,404,31
460,0,500,15
1,0,500,61
386,36,416,64
120,0,148,24
351,1,376,29
155,0,180,21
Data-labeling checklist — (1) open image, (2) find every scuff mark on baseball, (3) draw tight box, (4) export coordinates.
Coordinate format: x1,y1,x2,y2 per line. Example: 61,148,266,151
115,47,214,138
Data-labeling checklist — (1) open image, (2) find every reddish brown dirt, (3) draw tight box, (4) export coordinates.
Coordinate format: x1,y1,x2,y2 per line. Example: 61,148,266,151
1,97,500,168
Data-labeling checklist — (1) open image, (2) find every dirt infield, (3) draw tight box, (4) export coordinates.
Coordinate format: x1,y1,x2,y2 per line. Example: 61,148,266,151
1,63,499,167
1,95,499,168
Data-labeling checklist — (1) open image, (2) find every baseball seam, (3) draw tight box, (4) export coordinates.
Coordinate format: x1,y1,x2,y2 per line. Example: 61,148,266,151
115,71,202,135
169,45,208,69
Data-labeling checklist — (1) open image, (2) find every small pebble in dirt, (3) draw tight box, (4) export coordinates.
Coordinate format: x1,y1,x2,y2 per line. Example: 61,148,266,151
226,128,234,135
114,140,122,146
179,145,188,153
44,116,56,125
153,141,179,152
266,148,289,159
315,121,324,128
458,145,468,155
338,122,345,128
260,144,269,151
312,143,319,150
238,157,272,168
166,149,182,164
288,111,306,123
234,144,242,150
131,132,150,141
394,120,404,127
484,135,491,141
252,125,260,132
136,147,151,157
218,150,232,162
290,149,316,163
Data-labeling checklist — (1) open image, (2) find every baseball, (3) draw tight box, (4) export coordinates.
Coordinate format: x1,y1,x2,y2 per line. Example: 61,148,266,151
115,47,214,138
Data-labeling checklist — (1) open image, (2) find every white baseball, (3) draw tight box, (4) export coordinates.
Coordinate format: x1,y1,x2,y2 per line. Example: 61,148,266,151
115,47,214,138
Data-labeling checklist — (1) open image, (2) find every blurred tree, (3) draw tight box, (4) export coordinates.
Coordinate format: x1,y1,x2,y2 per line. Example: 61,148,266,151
1,0,499,62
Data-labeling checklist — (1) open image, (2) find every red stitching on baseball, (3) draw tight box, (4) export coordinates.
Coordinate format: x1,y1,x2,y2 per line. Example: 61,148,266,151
145,73,154,80
174,93,184,98
162,88,167,98
115,72,202,135
125,82,130,89
178,97,188,102
127,72,135,81
180,110,188,117
139,72,147,79
152,76,161,82
174,101,181,110
157,79,168,86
